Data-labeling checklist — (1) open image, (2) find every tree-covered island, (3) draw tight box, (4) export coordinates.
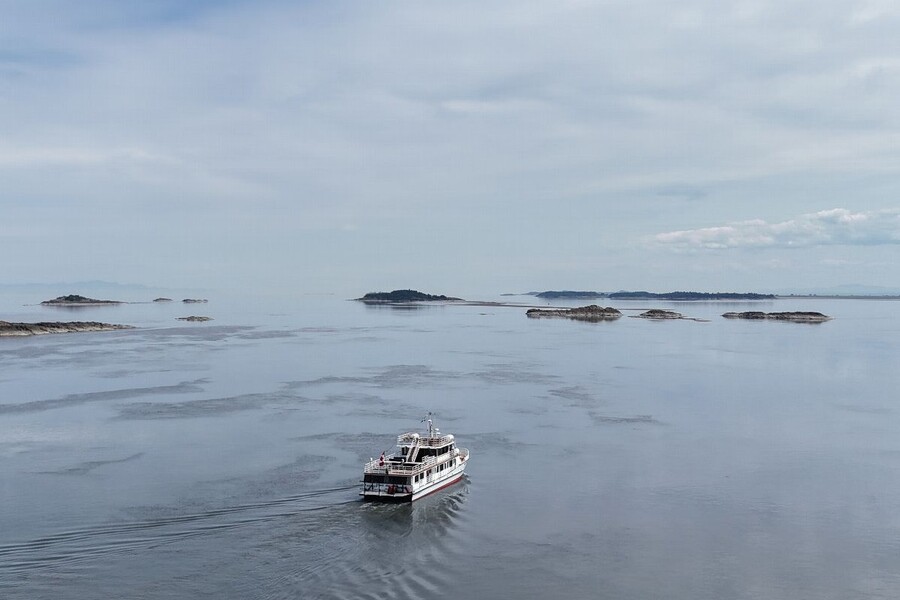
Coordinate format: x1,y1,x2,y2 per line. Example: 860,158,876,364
40,294,123,306
356,289,462,303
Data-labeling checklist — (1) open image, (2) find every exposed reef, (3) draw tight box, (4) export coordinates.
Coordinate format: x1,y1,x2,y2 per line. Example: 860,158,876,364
526,305,622,322
357,289,462,303
176,316,213,322
182,298,209,304
40,294,122,306
722,311,832,323
153,297,173,302
0,321,134,337
634,309,684,320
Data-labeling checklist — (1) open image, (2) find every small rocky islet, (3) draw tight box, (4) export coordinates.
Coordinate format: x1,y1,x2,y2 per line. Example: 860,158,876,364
633,309,683,320
2,293,216,337
40,294,122,306
526,305,622,322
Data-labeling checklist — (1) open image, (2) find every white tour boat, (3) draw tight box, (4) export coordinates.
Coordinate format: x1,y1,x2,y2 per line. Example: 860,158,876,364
361,416,469,502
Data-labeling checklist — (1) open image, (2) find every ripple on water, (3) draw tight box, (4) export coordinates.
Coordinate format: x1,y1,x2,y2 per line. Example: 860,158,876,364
278,486,471,600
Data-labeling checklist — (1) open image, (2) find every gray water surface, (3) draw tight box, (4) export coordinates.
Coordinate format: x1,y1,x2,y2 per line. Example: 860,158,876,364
1,295,899,599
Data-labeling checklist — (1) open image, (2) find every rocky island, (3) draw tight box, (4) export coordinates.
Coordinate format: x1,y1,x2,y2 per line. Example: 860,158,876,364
357,289,462,303
526,305,622,322
40,294,122,306
153,297,173,302
722,311,831,323
633,309,684,319
0,321,134,337
182,299,208,304
176,316,213,322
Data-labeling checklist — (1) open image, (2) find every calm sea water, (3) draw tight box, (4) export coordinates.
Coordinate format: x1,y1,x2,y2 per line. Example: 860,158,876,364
2,292,899,599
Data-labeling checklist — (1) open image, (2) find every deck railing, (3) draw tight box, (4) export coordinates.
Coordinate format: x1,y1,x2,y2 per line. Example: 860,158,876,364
396,433,455,447
364,448,468,474
364,454,438,474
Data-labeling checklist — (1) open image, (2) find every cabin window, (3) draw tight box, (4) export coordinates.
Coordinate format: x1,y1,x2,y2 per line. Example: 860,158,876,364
364,475,409,485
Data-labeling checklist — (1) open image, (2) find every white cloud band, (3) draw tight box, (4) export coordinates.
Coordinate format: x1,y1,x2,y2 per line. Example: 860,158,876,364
653,208,900,249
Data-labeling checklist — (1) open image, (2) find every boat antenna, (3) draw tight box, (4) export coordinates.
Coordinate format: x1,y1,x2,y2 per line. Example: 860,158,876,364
422,412,434,437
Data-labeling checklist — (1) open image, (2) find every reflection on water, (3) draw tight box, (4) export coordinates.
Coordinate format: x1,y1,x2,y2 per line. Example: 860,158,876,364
359,481,469,539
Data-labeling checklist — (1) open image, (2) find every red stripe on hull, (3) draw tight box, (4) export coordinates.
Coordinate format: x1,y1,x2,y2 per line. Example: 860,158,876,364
412,472,464,501
362,472,465,503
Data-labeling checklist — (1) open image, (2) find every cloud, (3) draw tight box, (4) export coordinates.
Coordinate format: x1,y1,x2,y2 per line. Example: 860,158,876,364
2,1,900,292
0,144,160,167
652,208,900,249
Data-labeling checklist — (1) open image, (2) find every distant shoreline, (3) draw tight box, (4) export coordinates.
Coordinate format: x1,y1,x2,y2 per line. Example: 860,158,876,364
774,295,900,300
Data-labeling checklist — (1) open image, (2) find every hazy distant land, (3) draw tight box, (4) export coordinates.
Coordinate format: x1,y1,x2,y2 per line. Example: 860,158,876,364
723,311,832,323
529,290,777,301
532,291,607,300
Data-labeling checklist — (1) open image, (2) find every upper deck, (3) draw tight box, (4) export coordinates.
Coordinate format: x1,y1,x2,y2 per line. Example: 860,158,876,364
364,429,461,475
397,432,455,448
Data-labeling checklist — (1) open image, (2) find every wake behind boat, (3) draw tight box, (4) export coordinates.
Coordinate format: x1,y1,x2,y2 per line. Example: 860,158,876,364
361,416,469,502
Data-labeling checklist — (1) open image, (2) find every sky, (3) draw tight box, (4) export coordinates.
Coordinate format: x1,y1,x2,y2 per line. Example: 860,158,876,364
2,0,899,297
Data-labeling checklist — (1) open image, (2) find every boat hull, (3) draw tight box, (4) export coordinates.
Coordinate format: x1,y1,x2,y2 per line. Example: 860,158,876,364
361,459,467,502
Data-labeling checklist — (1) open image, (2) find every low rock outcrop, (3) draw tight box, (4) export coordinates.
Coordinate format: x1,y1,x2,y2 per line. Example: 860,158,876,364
526,305,622,322
634,309,683,319
0,321,134,337
722,311,831,322
40,294,122,306
176,316,213,322
182,299,208,304
153,297,173,302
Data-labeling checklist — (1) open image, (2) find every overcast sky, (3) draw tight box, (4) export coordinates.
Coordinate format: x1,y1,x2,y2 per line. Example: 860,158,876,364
2,0,899,296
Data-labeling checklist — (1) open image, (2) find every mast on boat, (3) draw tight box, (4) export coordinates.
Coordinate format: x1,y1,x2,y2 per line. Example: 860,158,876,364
422,412,437,438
